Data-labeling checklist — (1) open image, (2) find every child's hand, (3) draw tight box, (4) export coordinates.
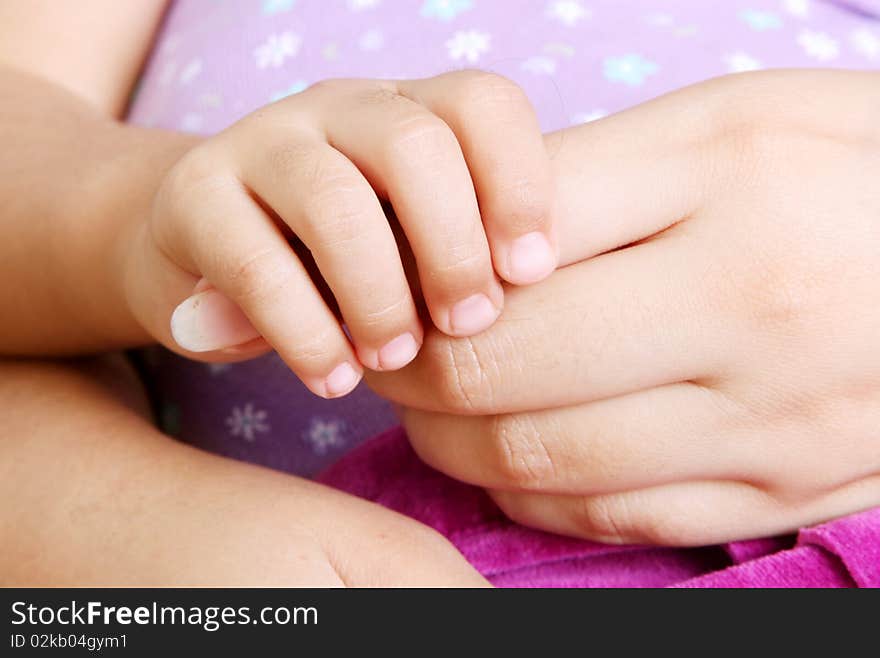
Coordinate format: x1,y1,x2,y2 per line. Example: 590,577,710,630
124,71,555,398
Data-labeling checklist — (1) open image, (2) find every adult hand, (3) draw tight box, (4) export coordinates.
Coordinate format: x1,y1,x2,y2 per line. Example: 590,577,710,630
366,70,880,546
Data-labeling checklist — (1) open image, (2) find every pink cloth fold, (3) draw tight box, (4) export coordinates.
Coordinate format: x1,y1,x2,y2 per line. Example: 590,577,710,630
318,427,880,588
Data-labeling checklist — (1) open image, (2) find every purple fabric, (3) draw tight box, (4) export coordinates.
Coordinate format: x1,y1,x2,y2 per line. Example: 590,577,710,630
126,0,880,586
318,427,879,588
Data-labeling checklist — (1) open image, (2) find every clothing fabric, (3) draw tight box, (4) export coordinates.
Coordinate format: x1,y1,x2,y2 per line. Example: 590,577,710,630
318,426,879,587
128,0,880,586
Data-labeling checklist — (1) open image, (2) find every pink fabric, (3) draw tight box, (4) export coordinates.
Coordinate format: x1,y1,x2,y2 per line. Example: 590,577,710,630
318,427,879,588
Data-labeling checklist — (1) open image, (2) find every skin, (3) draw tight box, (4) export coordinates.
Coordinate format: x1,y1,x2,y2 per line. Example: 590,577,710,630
0,1,491,586
0,356,487,586
368,70,880,546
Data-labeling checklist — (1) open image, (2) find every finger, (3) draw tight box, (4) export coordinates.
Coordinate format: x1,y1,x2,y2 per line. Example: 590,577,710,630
153,162,363,398
238,136,423,371
368,232,737,414
545,76,740,267
301,80,504,338
490,475,880,547
401,383,749,495
399,71,557,285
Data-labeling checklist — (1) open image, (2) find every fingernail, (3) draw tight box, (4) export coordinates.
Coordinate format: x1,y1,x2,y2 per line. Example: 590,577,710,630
507,231,556,284
324,362,361,397
171,290,260,352
449,293,499,336
377,332,420,370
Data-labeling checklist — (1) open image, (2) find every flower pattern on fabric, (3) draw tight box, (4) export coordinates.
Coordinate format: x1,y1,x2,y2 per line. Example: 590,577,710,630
254,31,301,69
723,51,763,72
546,1,591,26
797,28,839,59
739,9,783,30
421,0,473,22
783,0,811,18
262,0,296,15
445,29,491,62
522,55,557,75
302,418,348,455
348,0,381,11
226,403,270,442
602,54,659,86
359,28,385,51
851,27,880,58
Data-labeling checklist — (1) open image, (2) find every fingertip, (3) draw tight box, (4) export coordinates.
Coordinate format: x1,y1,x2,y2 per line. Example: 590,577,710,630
445,291,502,337
305,361,363,399
359,331,422,372
500,230,558,285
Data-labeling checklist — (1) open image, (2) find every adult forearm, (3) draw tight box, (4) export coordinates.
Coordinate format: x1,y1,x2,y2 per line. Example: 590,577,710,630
0,67,199,354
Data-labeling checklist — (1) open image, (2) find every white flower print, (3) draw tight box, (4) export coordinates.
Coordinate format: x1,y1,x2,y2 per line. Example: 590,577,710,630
178,58,203,85
226,403,270,442
348,0,380,10
207,362,232,375
180,113,204,132
198,92,223,109
262,0,296,15
797,29,839,61
158,61,178,87
546,1,590,27
521,55,557,75
723,51,763,73
644,12,675,27
302,418,347,455
359,28,384,51
851,28,880,60
571,109,607,125
445,30,491,63
159,34,181,56
783,0,810,18
254,31,301,69
544,42,575,57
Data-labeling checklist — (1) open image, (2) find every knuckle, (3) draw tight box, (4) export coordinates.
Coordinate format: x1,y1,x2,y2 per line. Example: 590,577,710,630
453,70,529,112
304,188,374,250
488,414,557,489
495,177,551,233
355,84,408,108
386,114,456,164
265,140,318,180
423,247,491,290
421,335,496,413
576,495,643,544
577,495,692,546
157,147,232,219
219,246,296,307
153,147,238,252
281,328,342,370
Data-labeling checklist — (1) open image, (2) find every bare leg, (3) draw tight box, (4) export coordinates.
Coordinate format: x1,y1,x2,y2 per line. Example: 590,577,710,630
0,355,486,586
